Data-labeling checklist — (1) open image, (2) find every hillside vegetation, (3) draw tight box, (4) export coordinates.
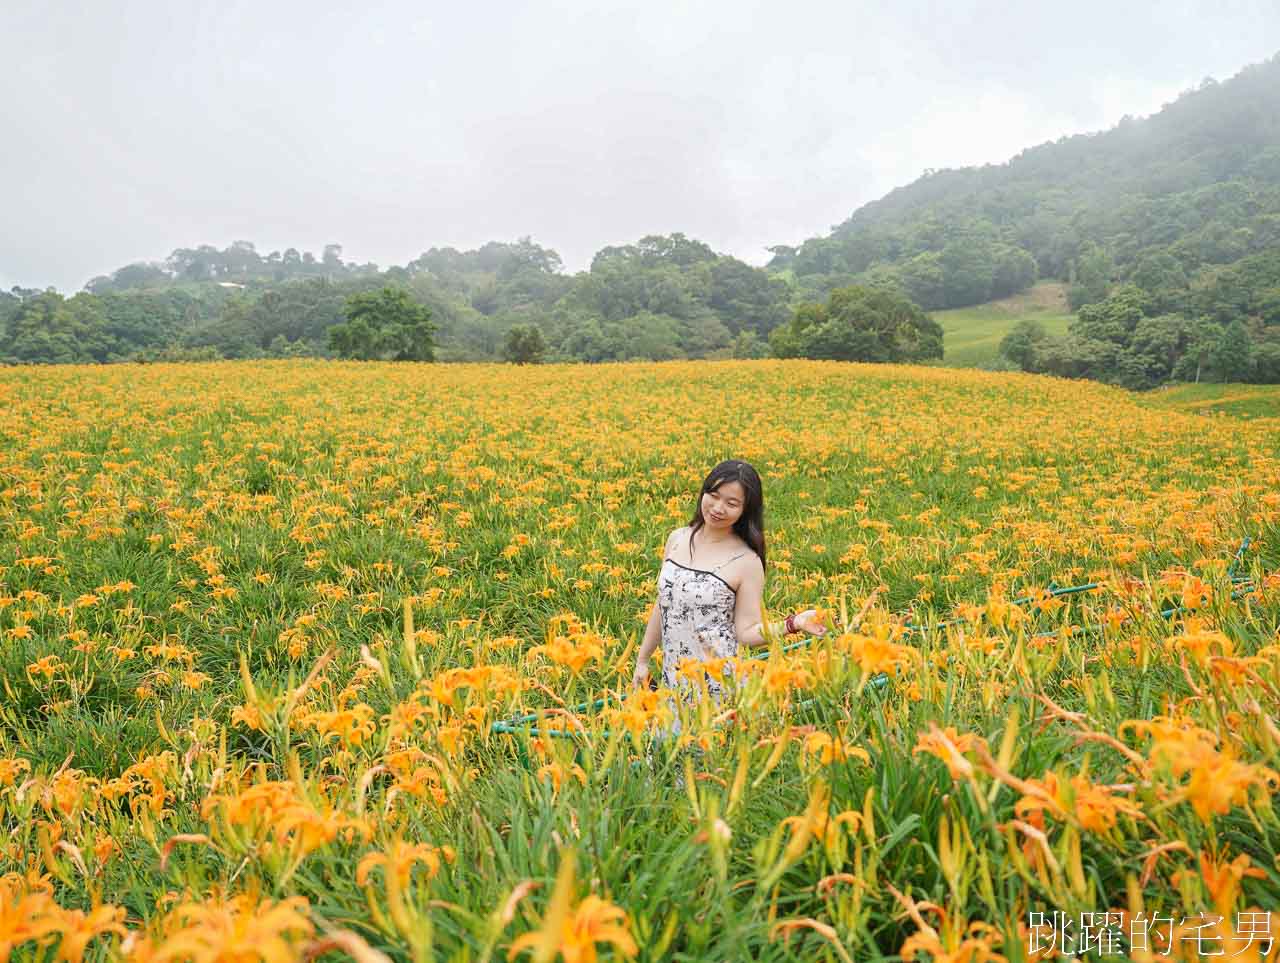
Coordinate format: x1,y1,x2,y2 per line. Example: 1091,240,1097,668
772,54,1280,316
0,236,784,364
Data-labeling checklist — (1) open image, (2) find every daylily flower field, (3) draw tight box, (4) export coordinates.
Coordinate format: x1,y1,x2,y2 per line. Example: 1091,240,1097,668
2,358,1279,962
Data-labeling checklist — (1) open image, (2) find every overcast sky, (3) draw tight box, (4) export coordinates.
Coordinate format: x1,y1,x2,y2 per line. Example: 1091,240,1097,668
3,1,1278,293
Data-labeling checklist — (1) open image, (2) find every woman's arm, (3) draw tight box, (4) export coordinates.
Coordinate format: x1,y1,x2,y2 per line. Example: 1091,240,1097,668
631,528,681,688
634,599,665,681
734,557,779,648
735,556,826,648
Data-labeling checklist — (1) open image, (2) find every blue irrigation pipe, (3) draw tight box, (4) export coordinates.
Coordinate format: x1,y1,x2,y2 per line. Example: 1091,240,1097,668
492,721,581,738
1026,573,1260,642
1228,535,1252,578
503,697,612,727
897,535,1255,637
491,536,1259,740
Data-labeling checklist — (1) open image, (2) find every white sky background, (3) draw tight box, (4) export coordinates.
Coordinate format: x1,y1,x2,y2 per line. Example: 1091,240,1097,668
2,0,1278,292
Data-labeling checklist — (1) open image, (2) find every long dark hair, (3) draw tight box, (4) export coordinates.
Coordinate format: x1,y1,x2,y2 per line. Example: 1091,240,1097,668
688,459,766,570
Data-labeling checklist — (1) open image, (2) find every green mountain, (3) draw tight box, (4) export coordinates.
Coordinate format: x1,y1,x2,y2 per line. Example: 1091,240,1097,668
768,52,1280,322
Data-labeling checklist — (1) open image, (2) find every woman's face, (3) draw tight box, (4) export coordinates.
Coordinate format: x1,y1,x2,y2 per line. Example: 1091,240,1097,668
702,481,746,530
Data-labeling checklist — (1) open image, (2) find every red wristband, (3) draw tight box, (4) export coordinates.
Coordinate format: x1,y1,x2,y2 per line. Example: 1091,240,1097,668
785,613,797,635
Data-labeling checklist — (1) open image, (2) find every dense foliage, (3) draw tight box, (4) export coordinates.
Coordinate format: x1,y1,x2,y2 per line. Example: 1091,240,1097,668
503,323,548,364
769,285,944,363
84,241,381,292
327,287,438,362
1,234,793,365
1000,280,1280,388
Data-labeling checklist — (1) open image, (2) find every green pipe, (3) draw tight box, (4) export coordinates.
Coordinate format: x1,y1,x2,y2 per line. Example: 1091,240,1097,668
504,696,613,726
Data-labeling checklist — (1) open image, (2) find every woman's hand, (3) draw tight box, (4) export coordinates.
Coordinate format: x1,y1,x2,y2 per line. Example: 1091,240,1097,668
793,608,828,637
632,659,652,690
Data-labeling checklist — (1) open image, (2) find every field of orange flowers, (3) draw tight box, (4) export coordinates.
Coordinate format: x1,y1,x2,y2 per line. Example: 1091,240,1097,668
2,357,1279,962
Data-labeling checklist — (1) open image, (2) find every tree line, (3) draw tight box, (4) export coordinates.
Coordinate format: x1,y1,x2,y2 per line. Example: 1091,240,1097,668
0,232,938,367
999,260,1280,387
0,234,799,365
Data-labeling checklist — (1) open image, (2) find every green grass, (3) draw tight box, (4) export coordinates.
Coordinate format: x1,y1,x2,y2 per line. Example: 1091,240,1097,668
930,282,1280,414
935,281,1072,367
1136,382,1280,419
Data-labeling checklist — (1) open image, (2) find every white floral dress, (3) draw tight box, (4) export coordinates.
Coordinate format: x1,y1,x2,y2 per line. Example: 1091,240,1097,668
657,533,750,701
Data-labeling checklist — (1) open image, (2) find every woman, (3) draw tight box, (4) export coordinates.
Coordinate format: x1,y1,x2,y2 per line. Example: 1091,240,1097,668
631,459,826,701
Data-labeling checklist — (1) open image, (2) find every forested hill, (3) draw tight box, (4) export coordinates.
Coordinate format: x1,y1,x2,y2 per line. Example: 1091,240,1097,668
0,235,786,364
768,53,1280,316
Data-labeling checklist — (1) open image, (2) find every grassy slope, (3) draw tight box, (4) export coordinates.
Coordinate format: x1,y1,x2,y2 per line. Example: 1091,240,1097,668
934,280,1072,366
932,283,1280,413
1137,381,1280,419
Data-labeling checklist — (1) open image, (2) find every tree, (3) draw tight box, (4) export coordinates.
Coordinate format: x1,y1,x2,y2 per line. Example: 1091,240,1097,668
612,312,685,361
1072,285,1149,345
503,323,547,364
0,291,124,363
1034,334,1120,381
1260,288,1280,325
700,257,790,335
939,240,996,306
1069,242,1115,310
328,287,437,361
590,233,717,272
558,318,613,362
1129,252,1189,313
322,244,345,272
765,245,797,270
681,313,733,356
769,285,943,363
999,320,1049,370
991,246,1039,299
502,236,563,277
1171,320,1223,383
1210,319,1253,381
897,253,946,309
85,262,171,293
1252,340,1280,383
1029,283,1234,387
1122,314,1203,388
731,329,768,359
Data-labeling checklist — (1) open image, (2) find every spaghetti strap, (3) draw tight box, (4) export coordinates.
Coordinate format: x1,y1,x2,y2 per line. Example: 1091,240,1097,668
684,529,749,573
711,550,748,572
